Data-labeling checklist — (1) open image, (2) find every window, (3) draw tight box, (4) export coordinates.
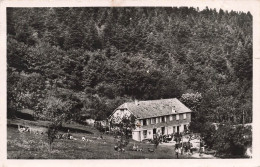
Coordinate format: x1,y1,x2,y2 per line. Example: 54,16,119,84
183,113,186,119
162,116,165,122
143,119,147,126
176,114,179,120
143,130,147,138
184,125,187,131
151,118,156,124
170,115,173,121
156,117,159,123
159,117,162,122
162,116,167,122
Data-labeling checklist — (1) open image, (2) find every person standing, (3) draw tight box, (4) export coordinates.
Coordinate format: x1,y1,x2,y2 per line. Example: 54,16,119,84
175,143,179,159
199,138,204,156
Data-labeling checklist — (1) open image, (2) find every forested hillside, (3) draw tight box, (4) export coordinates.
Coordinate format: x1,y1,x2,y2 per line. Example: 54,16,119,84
7,7,252,125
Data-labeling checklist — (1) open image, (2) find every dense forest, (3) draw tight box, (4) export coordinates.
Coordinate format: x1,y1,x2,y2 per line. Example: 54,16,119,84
7,7,252,126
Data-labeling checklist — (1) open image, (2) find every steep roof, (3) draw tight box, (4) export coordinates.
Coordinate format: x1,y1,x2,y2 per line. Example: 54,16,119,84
117,98,191,119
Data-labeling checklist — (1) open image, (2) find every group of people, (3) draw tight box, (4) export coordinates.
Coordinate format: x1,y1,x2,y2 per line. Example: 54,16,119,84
152,133,174,144
175,142,194,158
160,134,174,143
55,129,75,140
174,139,205,158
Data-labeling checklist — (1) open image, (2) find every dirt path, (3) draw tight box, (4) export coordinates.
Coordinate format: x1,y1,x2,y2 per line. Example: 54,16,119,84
190,153,216,159
159,142,217,159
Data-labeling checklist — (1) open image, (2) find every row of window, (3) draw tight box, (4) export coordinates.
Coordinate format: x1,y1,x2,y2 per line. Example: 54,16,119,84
142,124,189,138
139,113,187,126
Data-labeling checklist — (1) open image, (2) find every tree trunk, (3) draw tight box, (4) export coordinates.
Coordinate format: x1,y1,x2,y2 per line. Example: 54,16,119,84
49,141,52,151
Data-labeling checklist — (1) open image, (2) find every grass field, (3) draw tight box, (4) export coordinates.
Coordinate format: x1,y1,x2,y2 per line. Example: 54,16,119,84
7,119,208,159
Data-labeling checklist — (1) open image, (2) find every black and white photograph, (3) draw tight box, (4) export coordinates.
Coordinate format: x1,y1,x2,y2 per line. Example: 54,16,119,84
1,0,260,165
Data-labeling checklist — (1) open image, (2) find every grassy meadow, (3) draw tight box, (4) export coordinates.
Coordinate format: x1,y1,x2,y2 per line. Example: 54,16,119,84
7,119,198,159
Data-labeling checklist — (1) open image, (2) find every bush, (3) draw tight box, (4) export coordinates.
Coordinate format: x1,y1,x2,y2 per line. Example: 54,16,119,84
213,124,252,157
200,122,217,149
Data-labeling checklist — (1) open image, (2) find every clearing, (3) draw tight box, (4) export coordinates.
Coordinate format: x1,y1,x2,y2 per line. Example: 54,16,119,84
7,119,215,159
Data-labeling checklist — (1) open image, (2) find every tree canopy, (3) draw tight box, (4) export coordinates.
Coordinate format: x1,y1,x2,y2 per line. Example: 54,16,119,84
7,7,252,124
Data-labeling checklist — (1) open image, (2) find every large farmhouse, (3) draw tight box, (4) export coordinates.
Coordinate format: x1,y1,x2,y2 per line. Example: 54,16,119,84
108,98,192,142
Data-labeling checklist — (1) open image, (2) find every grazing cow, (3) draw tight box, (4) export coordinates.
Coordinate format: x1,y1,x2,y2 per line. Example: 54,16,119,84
114,145,119,151
137,148,143,152
132,144,138,151
85,139,93,142
114,146,125,152
97,135,104,140
55,134,62,139
62,130,71,139
148,148,154,152
18,128,24,133
82,137,86,141
62,133,68,139
18,125,24,132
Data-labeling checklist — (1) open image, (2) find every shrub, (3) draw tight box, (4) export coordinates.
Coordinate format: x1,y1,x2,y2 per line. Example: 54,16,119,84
213,124,252,157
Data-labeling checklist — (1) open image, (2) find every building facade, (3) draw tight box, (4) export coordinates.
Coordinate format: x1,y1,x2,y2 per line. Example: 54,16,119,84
108,98,192,142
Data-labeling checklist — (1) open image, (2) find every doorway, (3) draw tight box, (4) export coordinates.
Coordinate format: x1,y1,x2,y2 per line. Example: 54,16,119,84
153,128,156,135
161,127,165,135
